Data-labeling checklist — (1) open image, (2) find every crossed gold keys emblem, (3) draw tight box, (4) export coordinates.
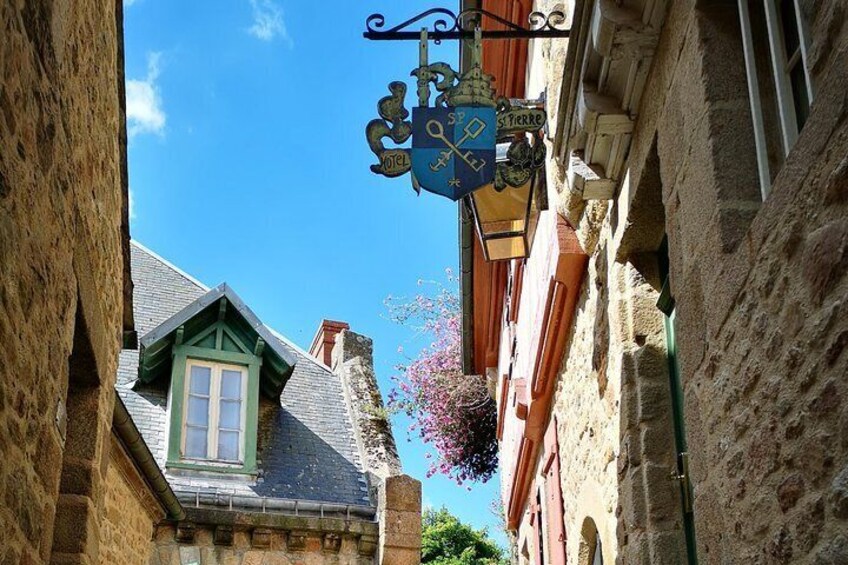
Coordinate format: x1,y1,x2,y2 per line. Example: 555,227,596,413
426,117,488,173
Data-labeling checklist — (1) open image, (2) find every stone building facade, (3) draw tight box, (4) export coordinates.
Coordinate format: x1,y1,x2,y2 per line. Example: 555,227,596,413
0,0,139,562
123,242,421,565
1,2,422,563
461,1,848,563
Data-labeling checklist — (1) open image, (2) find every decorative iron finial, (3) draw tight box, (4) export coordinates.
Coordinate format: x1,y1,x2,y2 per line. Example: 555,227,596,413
446,28,496,108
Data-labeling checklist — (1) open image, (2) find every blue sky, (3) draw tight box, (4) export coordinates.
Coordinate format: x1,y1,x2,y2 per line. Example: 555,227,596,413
123,0,504,545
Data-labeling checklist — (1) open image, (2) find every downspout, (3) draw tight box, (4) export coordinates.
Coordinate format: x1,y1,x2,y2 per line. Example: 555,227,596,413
459,0,481,376
113,395,185,521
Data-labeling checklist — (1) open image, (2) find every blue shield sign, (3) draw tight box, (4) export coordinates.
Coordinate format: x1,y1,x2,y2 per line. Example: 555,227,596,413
411,106,496,201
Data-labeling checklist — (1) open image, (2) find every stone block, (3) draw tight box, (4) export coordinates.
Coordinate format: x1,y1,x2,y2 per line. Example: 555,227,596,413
178,545,200,565
286,530,307,552
52,494,97,555
175,523,195,544
359,534,378,557
323,533,341,553
642,462,678,524
648,530,686,565
49,553,94,565
380,474,422,513
380,547,421,565
382,509,423,537
637,380,671,423
242,551,264,565
829,462,848,519
251,528,271,549
154,525,176,542
214,525,234,546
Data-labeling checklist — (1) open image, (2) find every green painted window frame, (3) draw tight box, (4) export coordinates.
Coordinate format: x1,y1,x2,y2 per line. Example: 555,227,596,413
166,344,261,475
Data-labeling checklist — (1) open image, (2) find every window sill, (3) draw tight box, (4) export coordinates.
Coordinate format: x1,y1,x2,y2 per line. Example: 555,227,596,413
166,460,257,479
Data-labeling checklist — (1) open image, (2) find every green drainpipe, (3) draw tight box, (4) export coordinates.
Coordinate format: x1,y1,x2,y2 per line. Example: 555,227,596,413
459,0,480,376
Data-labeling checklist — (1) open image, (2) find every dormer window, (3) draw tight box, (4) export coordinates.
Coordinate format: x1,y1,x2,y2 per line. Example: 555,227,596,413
137,284,297,476
183,360,247,462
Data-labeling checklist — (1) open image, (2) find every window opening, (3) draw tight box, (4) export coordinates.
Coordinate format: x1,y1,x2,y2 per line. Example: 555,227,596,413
738,0,813,198
182,360,246,463
535,490,546,565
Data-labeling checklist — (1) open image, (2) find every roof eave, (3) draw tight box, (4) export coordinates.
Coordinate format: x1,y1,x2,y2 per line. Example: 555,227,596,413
113,394,185,521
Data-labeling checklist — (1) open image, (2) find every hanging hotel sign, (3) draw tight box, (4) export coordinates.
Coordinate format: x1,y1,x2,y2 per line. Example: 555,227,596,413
365,8,567,202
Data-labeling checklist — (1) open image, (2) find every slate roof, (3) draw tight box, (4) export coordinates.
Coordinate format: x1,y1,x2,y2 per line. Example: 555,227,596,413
117,242,371,508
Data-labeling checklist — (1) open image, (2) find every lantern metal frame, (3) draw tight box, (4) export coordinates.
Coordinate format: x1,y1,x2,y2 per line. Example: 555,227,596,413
466,148,546,262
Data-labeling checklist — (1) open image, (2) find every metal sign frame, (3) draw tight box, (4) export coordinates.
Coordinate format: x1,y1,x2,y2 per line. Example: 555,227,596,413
364,7,569,42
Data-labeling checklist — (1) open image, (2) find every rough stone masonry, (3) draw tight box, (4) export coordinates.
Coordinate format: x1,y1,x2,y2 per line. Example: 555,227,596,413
0,0,133,563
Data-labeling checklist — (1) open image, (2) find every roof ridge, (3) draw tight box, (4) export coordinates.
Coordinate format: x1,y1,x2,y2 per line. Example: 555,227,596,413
130,240,209,291
130,240,331,374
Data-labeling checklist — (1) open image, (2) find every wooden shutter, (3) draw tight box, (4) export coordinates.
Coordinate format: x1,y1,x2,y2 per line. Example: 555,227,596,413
544,418,567,564
531,491,545,565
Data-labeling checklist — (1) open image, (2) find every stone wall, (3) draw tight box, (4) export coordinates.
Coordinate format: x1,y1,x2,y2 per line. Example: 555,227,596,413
331,330,421,564
100,436,163,565
503,0,848,563
624,3,848,562
0,0,129,563
377,475,422,565
332,329,402,485
146,474,422,565
151,516,380,565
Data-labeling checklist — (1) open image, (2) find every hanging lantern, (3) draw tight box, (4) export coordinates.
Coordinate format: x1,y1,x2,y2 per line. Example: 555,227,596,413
468,132,546,261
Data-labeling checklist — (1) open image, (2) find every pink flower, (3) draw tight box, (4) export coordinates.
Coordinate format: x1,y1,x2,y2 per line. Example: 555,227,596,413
386,274,498,484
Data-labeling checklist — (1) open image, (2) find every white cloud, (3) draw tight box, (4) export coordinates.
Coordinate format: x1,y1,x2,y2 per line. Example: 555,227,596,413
126,52,166,137
124,0,137,6
248,0,291,44
128,186,136,220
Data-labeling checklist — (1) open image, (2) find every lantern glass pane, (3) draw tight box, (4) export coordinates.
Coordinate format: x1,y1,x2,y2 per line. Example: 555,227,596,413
473,181,531,237
486,236,527,261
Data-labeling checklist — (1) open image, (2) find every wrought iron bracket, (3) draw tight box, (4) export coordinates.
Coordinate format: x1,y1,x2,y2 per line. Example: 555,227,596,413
364,8,569,42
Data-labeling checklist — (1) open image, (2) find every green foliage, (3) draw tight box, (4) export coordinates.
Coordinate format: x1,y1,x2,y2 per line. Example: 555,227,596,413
421,508,507,565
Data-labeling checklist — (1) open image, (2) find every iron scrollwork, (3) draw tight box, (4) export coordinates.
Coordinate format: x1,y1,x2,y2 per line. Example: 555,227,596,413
495,97,546,191
364,8,569,42
366,82,412,177
365,25,549,199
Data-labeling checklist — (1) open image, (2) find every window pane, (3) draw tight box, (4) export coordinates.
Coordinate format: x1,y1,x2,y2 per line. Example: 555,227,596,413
747,0,785,182
221,370,242,399
779,0,800,56
790,63,809,130
186,396,209,426
185,426,208,458
218,431,240,461
219,399,241,429
189,365,211,395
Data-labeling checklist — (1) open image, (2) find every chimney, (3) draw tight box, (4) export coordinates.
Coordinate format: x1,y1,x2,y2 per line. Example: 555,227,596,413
309,319,350,367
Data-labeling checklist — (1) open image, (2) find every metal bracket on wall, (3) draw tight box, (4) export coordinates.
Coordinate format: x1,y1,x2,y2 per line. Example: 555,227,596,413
669,451,694,513
364,8,570,42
